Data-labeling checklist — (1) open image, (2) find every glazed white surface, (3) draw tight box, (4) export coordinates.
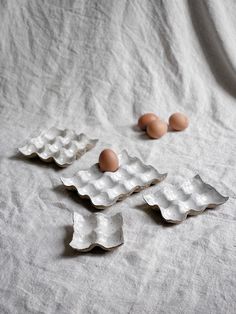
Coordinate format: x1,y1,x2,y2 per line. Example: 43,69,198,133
144,175,229,223
70,212,124,251
19,127,98,166
1,1,236,313
61,150,167,208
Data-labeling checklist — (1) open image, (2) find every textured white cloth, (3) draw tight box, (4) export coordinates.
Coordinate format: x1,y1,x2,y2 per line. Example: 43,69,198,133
0,1,236,313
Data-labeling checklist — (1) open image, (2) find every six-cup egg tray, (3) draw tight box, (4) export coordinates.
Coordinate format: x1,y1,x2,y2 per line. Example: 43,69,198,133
19,127,229,252
70,212,124,252
19,127,98,167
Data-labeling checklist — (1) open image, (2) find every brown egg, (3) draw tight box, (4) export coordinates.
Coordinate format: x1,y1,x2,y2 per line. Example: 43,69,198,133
146,120,168,139
169,112,189,131
138,113,159,130
99,149,119,172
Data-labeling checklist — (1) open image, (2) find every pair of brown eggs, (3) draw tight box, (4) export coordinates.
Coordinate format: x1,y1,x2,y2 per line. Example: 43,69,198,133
138,112,189,139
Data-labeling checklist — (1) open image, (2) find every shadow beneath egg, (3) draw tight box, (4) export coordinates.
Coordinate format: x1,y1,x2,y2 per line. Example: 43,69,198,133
137,132,151,140
167,125,175,133
131,124,141,132
167,124,183,133
130,124,153,140
61,225,113,258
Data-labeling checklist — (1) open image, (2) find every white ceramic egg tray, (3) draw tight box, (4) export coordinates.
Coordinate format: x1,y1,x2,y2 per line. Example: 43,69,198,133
70,212,124,252
143,175,229,223
19,127,98,167
61,150,167,208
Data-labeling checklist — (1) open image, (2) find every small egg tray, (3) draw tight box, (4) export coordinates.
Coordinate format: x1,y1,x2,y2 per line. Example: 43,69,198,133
61,150,167,208
143,175,229,223
70,212,124,252
18,127,98,167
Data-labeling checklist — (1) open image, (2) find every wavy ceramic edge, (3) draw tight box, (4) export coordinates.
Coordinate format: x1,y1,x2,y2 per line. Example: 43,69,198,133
18,127,98,167
69,212,124,252
143,174,229,223
61,150,168,208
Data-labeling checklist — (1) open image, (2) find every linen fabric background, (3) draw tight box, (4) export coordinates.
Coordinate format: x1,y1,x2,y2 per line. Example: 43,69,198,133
0,0,236,313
